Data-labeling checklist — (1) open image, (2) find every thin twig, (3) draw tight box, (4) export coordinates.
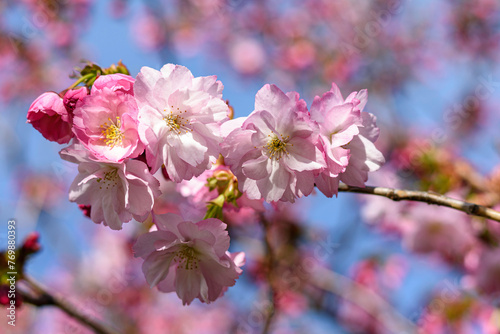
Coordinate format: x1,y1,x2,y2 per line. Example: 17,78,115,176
20,276,120,334
260,215,277,334
337,183,500,222
239,236,417,334
308,266,418,334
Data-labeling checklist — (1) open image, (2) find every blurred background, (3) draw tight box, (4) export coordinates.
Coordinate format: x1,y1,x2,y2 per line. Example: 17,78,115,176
1,0,500,333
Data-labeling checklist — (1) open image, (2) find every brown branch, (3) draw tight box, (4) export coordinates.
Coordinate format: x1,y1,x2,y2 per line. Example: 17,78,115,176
337,183,500,223
239,236,417,334
260,214,277,334
20,276,120,334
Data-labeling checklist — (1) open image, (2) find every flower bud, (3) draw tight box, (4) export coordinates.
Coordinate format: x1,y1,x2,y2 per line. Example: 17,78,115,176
27,92,73,144
91,73,135,95
21,232,41,255
63,87,88,115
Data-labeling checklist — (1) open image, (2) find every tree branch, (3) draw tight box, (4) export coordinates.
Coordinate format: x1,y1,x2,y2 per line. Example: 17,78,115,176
20,276,120,334
337,184,500,223
239,236,417,334
260,215,277,334
308,266,418,334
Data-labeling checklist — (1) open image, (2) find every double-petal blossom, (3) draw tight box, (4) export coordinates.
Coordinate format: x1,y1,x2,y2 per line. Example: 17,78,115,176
91,73,135,95
133,213,243,305
72,87,143,162
221,84,325,203
134,64,229,181
311,84,385,197
62,144,160,230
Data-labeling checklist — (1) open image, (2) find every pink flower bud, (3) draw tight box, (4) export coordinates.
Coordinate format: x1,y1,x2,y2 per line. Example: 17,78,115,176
91,73,135,95
27,92,73,144
63,87,88,114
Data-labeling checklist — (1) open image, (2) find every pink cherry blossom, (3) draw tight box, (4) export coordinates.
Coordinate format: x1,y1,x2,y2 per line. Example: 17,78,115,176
221,84,325,203
339,90,385,187
134,64,229,181
311,84,385,196
27,92,74,144
473,248,500,298
402,205,476,265
229,37,266,75
310,83,363,197
133,213,243,305
131,11,166,51
67,158,160,230
72,87,143,162
91,73,135,95
63,87,88,114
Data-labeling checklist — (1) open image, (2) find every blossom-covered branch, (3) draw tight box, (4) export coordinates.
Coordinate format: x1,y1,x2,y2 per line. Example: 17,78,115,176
20,276,120,334
338,184,500,223
26,60,385,306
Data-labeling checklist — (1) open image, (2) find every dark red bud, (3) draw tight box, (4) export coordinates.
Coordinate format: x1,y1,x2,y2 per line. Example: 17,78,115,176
78,204,91,218
21,232,41,254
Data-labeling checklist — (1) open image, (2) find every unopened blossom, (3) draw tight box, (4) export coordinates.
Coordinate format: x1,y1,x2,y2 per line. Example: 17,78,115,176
91,73,135,95
67,157,160,230
311,84,384,197
133,213,243,305
63,87,88,114
72,87,143,162
27,92,73,144
177,164,264,220
134,64,229,181
221,84,325,203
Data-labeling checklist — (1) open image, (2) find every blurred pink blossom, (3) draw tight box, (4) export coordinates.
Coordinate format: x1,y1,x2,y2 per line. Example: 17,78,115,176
285,39,316,70
403,205,476,265
131,12,166,50
472,248,500,298
229,38,266,74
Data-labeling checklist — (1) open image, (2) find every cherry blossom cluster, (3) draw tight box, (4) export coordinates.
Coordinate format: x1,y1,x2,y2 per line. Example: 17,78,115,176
221,83,384,202
26,62,384,304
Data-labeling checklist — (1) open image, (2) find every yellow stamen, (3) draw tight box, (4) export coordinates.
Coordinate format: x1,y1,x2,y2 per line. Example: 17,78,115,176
100,116,123,148
96,168,119,190
163,108,192,134
265,132,291,161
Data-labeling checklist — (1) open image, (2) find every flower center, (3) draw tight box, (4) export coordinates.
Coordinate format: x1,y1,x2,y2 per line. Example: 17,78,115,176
264,132,291,161
174,245,199,270
96,168,120,190
100,116,123,148
163,107,192,135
